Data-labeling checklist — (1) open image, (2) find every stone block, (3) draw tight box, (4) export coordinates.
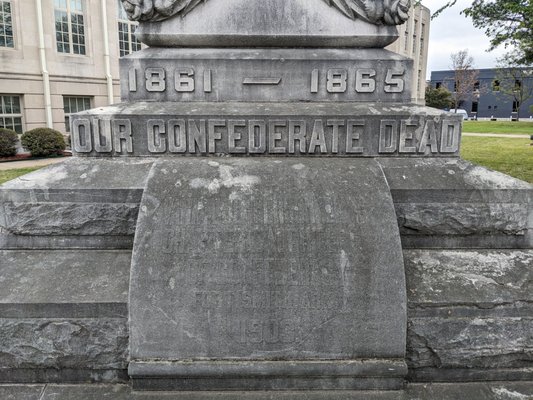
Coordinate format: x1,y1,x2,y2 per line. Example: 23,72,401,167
377,158,533,248
0,250,130,317
0,318,128,371
0,202,138,236
71,103,462,158
404,249,533,380
121,48,412,103
134,0,399,48
0,250,130,383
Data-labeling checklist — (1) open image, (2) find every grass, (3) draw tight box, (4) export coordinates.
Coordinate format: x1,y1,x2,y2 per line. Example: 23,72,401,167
0,167,41,185
463,120,533,135
461,136,533,183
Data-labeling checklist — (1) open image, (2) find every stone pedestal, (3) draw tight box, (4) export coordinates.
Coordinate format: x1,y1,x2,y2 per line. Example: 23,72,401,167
0,1,532,396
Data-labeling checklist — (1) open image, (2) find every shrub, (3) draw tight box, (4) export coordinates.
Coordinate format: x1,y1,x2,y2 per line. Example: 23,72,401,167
21,128,66,157
0,128,19,157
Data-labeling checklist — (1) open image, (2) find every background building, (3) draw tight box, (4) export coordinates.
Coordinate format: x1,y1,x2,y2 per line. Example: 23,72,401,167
386,3,430,105
0,1,430,135
0,0,141,134
430,68,533,119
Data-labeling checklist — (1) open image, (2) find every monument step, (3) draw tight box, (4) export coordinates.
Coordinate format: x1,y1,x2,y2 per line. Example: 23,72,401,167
0,249,130,383
2,382,533,399
1,158,530,249
0,158,154,250
0,248,531,383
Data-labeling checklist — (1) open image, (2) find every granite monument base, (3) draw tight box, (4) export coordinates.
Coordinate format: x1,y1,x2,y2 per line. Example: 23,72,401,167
0,157,531,393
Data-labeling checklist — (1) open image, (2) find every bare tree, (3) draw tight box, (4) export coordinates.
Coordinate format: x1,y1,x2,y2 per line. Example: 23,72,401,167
494,54,533,119
448,50,480,112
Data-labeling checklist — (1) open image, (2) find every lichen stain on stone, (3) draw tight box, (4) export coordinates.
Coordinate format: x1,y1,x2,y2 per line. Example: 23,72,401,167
491,387,531,399
189,165,260,194
464,166,531,189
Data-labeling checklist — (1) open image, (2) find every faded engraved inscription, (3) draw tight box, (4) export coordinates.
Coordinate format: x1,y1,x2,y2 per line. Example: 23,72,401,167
159,189,358,347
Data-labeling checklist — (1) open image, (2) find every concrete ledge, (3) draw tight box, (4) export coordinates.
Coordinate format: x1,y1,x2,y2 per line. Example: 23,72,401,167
130,360,407,391
129,360,408,378
0,250,130,315
2,382,533,399
0,235,134,250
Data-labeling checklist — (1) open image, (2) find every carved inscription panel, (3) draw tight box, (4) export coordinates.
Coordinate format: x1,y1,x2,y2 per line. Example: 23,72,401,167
120,52,413,103
71,114,461,157
129,158,407,360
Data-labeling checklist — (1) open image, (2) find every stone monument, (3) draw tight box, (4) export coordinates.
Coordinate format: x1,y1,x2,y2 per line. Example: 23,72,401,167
0,0,532,398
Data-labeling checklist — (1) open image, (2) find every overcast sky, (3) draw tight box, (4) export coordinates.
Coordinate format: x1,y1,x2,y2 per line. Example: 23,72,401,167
421,0,507,77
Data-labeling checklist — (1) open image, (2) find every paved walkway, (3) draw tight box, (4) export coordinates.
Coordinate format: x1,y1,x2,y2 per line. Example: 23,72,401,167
463,132,531,139
0,157,67,171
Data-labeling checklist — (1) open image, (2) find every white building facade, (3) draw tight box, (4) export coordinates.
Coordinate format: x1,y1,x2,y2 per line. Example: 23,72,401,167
0,1,430,135
386,3,431,104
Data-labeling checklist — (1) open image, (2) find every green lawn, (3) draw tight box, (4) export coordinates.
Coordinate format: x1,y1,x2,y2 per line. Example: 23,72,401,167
461,136,533,183
0,167,42,185
463,120,533,135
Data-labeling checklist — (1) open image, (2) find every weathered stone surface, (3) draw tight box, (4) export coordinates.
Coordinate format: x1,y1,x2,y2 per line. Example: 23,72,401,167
121,48,412,103
377,158,533,248
0,318,128,370
71,103,462,158
405,250,533,308
0,202,138,236
0,385,44,400
2,382,532,399
0,235,134,251
378,158,533,193
0,250,130,380
397,203,528,236
134,0,399,48
408,317,533,370
404,250,533,376
0,158,154,190
0,158,152,250
129,158,406,390
0,250,130,317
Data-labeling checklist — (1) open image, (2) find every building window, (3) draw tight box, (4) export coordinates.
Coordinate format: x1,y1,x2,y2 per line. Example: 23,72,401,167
63,96,91,132
118,1,141,57
492,80,500,92
514,80,522,91
404,30,409,52
0,95,23,133
435,82,442,89
420,23,425,57
471,102,478,113
412,19,418,56
512,101,520,112
0,1,13,48
54,0,86,55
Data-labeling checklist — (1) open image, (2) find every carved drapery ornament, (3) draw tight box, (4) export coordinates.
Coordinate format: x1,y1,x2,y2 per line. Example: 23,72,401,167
120,0,411,25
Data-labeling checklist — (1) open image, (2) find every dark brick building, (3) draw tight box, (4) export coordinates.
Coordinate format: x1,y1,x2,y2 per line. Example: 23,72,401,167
430,68,533,119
